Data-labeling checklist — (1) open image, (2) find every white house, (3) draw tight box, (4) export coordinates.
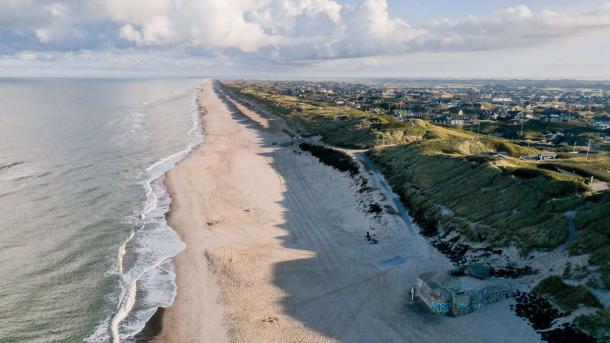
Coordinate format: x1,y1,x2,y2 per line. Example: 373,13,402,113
590,122,610,130
538,151,558,160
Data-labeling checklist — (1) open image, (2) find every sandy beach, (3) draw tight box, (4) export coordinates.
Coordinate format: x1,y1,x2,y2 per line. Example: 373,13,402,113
154,80,540,343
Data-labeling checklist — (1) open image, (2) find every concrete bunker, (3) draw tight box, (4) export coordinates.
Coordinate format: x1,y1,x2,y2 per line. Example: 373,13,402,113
415,267,511,316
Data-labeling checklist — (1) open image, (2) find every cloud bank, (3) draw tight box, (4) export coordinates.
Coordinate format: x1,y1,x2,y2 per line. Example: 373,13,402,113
1,0,610,75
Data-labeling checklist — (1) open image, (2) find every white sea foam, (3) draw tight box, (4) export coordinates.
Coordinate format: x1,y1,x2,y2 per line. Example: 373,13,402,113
87,91,203,343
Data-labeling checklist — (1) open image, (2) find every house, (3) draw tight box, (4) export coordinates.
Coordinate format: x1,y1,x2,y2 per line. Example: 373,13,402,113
433,116,463,126
433,116,449,125
538,151,558,160
542,114,561,123
516,111,534,120
393,109,408,116
562,111,581,120
544,132,564,141
492,97,513,104
463,113,477,121
590,121,610,131
449,118,464,126
395,111,425,119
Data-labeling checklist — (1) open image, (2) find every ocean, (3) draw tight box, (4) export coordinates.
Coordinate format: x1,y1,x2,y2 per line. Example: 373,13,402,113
0,78,202,342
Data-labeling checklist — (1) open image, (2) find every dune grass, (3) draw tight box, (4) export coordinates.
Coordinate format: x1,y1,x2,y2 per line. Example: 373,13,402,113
533,276,602,311
223,81,447,148
575,309,610,343
368,141,588,251
222,80,609,286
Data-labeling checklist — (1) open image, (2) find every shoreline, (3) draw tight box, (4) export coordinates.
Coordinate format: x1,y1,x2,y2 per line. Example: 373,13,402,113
132,308,165,342
151,80,540,342
152,80,230,343
103,86,203,343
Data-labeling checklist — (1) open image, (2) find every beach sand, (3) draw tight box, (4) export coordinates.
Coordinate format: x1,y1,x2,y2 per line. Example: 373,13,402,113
154,80,540,343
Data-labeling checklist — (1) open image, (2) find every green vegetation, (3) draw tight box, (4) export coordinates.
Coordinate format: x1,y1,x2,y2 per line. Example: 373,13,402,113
566,191,610,283
221,80,609,287
575,309,610,343
539,156,610,182
465,118,604,143
223,81,429,148
370,136,609,273
299,143,359,176
368,142,587,251
532,276,602,311
563,262,590,281
601,266,610,289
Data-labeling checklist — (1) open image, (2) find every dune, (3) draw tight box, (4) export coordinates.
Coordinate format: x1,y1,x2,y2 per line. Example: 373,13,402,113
154,79,540,343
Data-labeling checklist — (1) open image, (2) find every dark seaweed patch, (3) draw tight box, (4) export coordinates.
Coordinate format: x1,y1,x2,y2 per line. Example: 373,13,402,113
513,291,568,331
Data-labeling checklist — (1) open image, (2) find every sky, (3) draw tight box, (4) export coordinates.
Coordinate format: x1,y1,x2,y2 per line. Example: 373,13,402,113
0,0,609,79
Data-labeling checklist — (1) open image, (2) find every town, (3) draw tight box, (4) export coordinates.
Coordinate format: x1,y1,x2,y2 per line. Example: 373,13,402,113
263,79,610,153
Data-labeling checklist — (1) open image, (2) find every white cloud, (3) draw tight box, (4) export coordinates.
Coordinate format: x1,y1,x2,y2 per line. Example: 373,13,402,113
416,4,610,52
330,0,421,58
183,0,274,51
138,16,174,45
119,25,143,45
499,5,534,19
100,0,172,23
1,0,610,75
34,28,52,43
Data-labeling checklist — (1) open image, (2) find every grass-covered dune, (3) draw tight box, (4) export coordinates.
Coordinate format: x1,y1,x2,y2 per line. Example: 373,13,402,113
533,276,602,311
220,80,609,284
539,158,610,182
533,276,608,342
368,141,588,252
222,81,429,148
222,80,609,339
368,139,609,291
575,309,610,343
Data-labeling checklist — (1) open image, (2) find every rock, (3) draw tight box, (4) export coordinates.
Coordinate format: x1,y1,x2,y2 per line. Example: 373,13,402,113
464,264,492,279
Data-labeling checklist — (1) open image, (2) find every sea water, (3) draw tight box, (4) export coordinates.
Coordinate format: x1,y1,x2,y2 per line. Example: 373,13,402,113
0,78,202,342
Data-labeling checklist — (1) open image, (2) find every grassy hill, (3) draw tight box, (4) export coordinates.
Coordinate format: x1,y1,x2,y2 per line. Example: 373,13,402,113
222,80,609,339
221,80,609,285
368,143,588,251
222,81,427,148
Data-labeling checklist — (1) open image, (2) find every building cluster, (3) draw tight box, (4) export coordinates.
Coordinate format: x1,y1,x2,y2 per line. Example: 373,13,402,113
265,80,610,146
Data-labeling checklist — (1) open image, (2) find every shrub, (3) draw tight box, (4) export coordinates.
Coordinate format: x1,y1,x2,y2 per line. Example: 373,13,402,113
299,143,359,176
533,276,602,311
574,309,610,343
